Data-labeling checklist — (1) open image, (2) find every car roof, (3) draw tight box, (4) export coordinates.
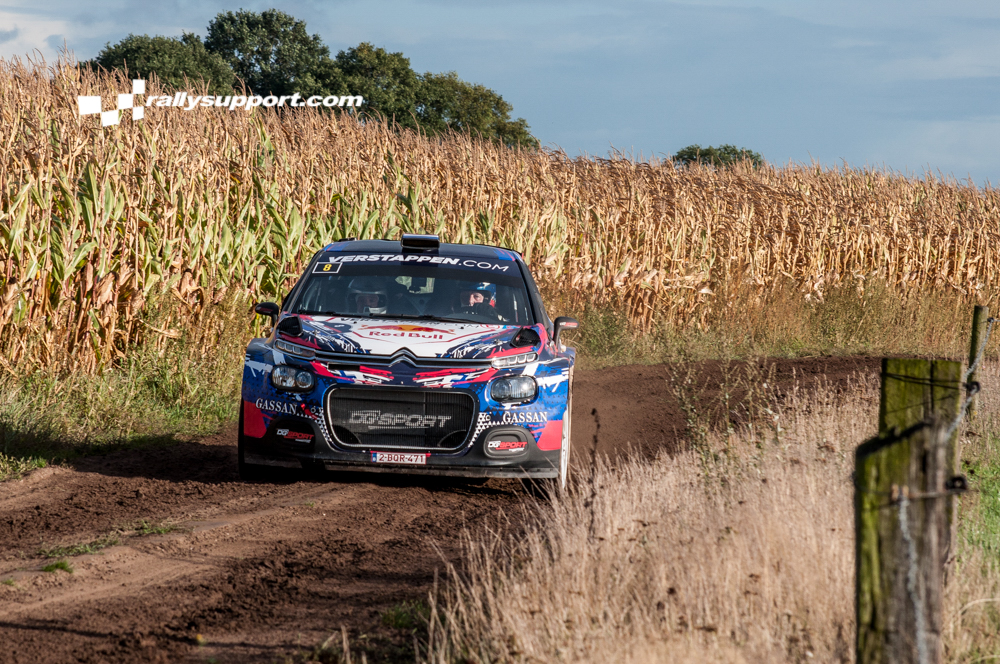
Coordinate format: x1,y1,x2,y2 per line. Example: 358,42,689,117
320,239,523,262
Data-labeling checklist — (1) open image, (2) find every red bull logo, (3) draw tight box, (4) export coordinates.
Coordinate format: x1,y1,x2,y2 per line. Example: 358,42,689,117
357,324,454,340
362,324,450,333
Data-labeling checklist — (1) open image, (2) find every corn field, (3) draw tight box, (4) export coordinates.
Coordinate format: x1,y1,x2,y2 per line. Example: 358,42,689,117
2,57,1000,374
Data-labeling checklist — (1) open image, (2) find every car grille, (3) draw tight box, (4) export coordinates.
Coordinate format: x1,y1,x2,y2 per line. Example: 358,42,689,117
325,387,476,451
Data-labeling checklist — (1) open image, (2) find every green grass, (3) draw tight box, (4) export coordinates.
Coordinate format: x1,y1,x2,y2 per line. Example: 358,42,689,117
381,600,429,631
32,523,178,560
1,577,15,586
962,435,1000,558
0,294,247,482
0,453,46,481
38,535,119,559
132,520,180,536
41,560,73,573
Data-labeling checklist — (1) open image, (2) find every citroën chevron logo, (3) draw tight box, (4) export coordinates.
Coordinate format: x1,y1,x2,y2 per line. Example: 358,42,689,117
77,80,145,126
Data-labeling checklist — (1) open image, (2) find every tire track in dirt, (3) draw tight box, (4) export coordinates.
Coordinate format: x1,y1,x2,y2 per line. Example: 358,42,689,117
0,356,880,663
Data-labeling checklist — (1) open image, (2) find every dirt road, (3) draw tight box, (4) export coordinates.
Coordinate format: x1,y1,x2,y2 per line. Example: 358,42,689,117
0,356,878,663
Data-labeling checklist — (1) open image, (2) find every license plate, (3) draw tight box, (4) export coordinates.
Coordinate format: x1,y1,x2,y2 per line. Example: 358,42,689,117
371,452,429,465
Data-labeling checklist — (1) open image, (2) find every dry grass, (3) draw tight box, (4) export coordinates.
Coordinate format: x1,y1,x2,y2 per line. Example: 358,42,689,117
2,56,999,374
427,372,875,662
426,363,1000,663
944,361,1000,662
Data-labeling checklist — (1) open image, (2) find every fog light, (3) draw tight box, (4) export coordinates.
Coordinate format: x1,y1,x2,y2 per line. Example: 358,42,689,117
271,365,315,392
491,376,537,402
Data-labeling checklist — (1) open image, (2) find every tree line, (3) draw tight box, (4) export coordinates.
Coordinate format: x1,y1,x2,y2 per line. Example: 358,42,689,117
83,9,538,148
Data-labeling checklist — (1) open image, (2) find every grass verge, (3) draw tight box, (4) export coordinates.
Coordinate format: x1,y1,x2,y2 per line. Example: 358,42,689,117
426,361,1000,663
552,278,991,369
0,294,247,481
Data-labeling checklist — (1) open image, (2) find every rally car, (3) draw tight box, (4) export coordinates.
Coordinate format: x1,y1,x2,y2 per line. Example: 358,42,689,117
239,234,578,487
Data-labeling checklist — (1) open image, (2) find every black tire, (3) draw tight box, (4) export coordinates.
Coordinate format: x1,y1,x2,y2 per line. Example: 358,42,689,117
300,459,326,480
237,401,267,482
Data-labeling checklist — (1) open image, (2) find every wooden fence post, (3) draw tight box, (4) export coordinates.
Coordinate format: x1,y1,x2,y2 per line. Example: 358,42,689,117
966,305,989,421
855,358,961,664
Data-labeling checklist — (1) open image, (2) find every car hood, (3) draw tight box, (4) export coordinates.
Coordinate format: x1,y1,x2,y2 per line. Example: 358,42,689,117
283,316,529,360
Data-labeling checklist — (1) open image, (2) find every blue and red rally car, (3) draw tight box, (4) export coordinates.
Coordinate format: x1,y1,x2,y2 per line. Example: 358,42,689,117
239,235,578,486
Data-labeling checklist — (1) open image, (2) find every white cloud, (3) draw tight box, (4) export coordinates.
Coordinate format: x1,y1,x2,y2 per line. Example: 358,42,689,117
0,10,74,62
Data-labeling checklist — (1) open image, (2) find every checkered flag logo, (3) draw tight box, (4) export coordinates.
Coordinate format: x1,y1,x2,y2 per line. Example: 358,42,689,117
77,80,145,126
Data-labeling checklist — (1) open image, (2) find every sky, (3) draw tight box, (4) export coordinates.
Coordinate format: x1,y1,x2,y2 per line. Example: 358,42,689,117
2,0,999,185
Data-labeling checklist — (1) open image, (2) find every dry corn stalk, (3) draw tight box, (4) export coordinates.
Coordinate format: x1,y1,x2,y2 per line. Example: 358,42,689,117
1,56,999,373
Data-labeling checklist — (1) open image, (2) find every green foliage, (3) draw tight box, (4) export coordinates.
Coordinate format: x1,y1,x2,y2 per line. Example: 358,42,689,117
1,578,14,587
673,144,764,168
381,600,429,631
332,44,539,146
85,33,235,95
41,560,73,574
82,9,536,147
963,442,1000,558
0,453,45,482
133,520,180,536
417,71,539,148
0,292,246,479
205,8,335,97
38,535,119,558
333,42,420,128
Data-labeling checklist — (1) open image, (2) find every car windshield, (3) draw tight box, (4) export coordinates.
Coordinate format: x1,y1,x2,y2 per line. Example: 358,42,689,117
290,254,535,325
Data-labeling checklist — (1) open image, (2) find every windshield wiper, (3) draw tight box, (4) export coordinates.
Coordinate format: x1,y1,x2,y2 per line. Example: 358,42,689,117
295,309,343,316
367,313,476,324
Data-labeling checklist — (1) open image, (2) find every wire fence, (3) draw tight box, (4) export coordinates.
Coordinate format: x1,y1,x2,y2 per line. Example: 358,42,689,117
895,316,994,664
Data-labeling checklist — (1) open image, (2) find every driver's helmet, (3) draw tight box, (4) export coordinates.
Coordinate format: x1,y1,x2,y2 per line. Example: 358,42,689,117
458,282,496,308
347,276,388,315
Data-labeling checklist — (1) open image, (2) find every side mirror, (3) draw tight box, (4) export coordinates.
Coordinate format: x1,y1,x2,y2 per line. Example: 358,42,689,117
553,316,579,346
254,302,280,324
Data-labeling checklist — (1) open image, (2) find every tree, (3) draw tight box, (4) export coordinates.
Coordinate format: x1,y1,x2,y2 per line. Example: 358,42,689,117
416,72,538,148
332,43,420,128
205,9,336,97
86,8,538,149
673,144,764,168
85,33,235,95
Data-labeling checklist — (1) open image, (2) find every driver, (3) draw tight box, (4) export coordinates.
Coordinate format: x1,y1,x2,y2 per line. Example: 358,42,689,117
347,277,388,314
458,282,495,309
458,289,486,308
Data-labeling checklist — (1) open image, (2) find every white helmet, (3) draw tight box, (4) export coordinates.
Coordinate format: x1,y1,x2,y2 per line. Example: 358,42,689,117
347,277,388,315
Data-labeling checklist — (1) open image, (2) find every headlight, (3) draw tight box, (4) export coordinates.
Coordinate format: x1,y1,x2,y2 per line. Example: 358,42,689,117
271,365,316,392
491,352,537,369
491,376,537,402
274,339,316,359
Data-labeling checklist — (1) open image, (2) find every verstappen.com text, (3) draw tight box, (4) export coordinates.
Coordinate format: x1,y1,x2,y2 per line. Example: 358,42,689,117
146,91,364,111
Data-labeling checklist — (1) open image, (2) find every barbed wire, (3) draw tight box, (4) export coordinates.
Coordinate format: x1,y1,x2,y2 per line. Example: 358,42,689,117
943,317,996,442
899,315,993,664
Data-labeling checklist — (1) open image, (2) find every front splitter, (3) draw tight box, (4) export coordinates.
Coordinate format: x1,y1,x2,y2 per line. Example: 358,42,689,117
244,452,558,479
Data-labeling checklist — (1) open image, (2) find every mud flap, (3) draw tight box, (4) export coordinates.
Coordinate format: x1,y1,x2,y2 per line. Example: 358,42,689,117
559,368,573,490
